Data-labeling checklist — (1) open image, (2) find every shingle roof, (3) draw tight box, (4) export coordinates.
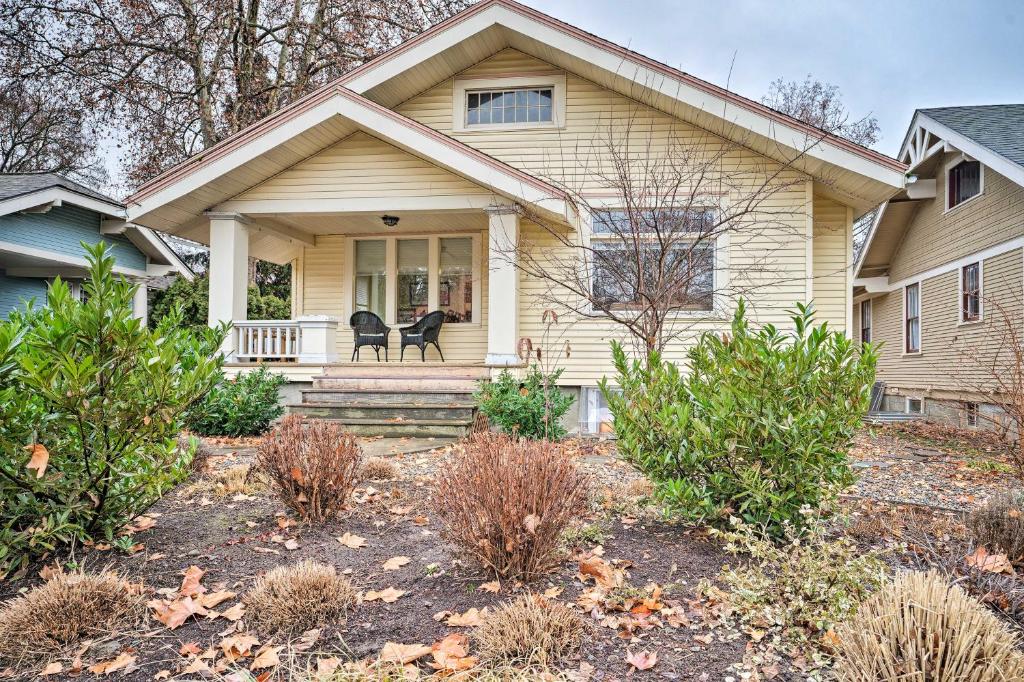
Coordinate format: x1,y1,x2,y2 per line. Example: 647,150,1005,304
0,172,121,207
921,104,1024,168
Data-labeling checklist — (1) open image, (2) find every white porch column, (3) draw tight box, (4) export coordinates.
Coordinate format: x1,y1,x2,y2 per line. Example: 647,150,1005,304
206,212,250,354
485,205,521,366
131,282,148,326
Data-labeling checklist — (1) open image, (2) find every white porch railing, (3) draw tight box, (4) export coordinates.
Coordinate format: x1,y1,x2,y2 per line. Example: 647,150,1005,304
232,316,338,363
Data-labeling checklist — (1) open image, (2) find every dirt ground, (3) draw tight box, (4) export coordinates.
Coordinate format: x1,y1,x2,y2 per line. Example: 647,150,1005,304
1,423,1021,681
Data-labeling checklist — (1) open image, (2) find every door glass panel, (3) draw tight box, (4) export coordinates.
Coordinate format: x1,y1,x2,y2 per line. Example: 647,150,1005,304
397,239,428,324
354,240,386,319
440,237,473,323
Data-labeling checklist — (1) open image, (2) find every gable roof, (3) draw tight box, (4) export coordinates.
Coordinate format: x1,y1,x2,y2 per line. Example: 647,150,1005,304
918,105,1024,168
0,173,193,279
127,0,904,234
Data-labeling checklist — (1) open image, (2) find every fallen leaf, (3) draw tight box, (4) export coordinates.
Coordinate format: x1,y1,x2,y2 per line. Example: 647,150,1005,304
412,515,429,526
151,595,208,629
40,662,63,676
25,443,49,479
338,533,367,549
389,504,414,515
179,565,207,597
626,650,658,671
221,603,246,621
316,657,341,676
543,586,564,598
154,670,171,680
966,546,1016,575
523,513,540,534
379,642,432,664
88,652,136,676
179,642,203,656
478,580,500,594
200,591,236,609
364,587,406,603
578,556,622,589
250,645,281,670
430,633,477,672
220,634,260,661
446,607,487,627
383,556,411,571
284,538,300,551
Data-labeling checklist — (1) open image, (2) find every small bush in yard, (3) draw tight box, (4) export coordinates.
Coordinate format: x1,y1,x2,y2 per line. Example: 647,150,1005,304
186,365,286,437
836,570,1024,681
604,301,876,534
433,432,589,580
255,415,362,522
0,570,144,664
359,456,399,481
475,366,574,440
967,490,1024,561
244,559,356,634
0,243,224,577
474,594,586,666
706,514,887,653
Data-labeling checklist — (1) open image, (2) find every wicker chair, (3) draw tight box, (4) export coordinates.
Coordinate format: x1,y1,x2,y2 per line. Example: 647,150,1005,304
399,310,445,362
349,311,391,361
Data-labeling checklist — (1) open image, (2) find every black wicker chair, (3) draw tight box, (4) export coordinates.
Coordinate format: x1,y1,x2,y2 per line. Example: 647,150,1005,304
399,310,445,362
349,311,391,361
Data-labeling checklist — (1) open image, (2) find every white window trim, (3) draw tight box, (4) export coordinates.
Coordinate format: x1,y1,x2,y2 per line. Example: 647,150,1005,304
581,207,729,320
944,155,985,213
452,74,567,133
345,232,482,327
957,259,984,326
903,281,922,355
859,299,872,344
905,396,924,414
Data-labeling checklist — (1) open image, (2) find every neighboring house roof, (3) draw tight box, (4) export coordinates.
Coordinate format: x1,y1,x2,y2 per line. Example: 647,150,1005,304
856,104,1024,279
127,0,905,238
0,173,194,280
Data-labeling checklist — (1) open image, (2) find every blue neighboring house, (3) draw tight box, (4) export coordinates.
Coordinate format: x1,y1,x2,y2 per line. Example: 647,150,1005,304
0,173,192,321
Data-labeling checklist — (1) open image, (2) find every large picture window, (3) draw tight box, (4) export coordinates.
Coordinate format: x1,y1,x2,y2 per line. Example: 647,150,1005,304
397,239,428,324
905,282,921,353
440,237,473,323
354,239,386,320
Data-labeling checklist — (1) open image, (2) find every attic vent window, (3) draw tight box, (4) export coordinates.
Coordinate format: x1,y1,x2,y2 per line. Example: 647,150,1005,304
947,159,982,209
467,88,553,126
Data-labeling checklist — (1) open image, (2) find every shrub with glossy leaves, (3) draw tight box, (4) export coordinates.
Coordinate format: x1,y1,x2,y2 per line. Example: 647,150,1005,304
186,365,286,437
0,242,224,577
603,301,876,533
475,366,574,440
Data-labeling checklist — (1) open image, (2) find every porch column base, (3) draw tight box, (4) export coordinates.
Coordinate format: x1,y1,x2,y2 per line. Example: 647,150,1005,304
485,353,522,367
297,315,339,363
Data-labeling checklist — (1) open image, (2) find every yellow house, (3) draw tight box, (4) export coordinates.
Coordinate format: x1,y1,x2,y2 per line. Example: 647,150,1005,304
126,0,905,436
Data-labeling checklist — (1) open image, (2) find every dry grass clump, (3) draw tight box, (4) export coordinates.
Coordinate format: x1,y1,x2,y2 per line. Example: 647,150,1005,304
836,570,1024,681
433,432,590,581
967,490,1024,561
473,594,586,666
359,456,399,481
244,560,356,634
255,415,362,522
0,571,144,663
206,463,267,496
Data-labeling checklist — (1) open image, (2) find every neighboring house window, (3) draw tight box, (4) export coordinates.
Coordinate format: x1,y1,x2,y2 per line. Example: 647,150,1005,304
466,88,553,125
860,300,872,344
906,397,924,414
590,209,716,311
961,261,981,322
905,282,920,353
964,401,979,427
947,159,982,209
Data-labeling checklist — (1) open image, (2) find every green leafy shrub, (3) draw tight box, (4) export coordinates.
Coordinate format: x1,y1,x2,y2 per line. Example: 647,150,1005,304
603,301,876,533
475,366,574,440
0,243,224,577
186,366,286,437
706,514,887,653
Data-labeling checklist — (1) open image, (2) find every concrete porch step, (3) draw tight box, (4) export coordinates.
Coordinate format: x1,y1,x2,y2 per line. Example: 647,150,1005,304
300,388,476,405
292,401,475,422
286,415,473,438
312,376,482,392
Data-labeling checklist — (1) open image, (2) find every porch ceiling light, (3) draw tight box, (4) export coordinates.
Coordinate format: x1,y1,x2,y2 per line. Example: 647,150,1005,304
381,215,399,228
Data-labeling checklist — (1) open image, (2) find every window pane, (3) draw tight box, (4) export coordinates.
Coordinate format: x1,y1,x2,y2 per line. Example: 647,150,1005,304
354,240,386,319
950,160,981,207
397,239,428,324
591,240,714,310
537,89,552,106
538,105,552,122
515,90,527,107
440,237,473,323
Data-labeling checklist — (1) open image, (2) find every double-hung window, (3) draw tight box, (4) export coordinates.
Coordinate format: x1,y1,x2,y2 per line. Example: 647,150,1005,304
589,208,716,312
860,299,872,344
905,282,921,353
961,261,981,322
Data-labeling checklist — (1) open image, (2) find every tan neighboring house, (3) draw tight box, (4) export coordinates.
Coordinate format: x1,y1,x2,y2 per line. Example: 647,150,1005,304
124,0,904,436
855,104,1024,428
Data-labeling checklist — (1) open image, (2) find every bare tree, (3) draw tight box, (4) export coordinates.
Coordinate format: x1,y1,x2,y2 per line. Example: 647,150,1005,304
763,75,880,148
508,106,822,358
0,0,471,186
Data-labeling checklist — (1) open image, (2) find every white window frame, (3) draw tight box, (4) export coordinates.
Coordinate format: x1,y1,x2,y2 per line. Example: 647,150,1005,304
964,401,979,427
903,281,922,355
345,232,482,326
957,260,984,325
452,74,567,133
944,155,984,213
905,397,924,414
583,206,728,319
860,299,872,344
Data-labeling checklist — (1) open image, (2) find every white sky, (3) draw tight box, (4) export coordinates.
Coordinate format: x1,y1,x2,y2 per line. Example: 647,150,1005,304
528,0,1024,156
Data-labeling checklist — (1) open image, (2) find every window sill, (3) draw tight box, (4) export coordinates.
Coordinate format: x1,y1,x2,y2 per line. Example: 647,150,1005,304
957,317,984,327
944,191,984,214
902,350,924,357
454,122,564,134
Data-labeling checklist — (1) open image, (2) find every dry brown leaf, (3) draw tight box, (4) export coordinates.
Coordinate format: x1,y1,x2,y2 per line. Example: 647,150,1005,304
220,634,260,661
250,645,281,670
154,670,171,680
88,652,137,676
39,662,63,676
379,642,432,664
578,556,622,589
543,585,564,598
316,657,341,676
364,587,406,603
151,596,208,629
199,590,236,609
523,513,540,534
625,650,658,671
24,443,49,479
412,515,429,526
338,533,367,549
478,580,500,594
179,565,207,597
430,633,477,672
221,603,246,621
966,546,1016,575
284,538,300,551
446,607,487,627
382,556,411,571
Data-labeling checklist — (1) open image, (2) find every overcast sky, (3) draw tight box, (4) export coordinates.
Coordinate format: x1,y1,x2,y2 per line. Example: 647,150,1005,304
528,0,1024,156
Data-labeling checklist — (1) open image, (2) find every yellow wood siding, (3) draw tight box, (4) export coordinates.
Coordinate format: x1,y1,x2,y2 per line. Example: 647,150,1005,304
298,234,489,362
870,248,1023,395
813,197,851,332
234,131,491,201
889,154,1024,282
